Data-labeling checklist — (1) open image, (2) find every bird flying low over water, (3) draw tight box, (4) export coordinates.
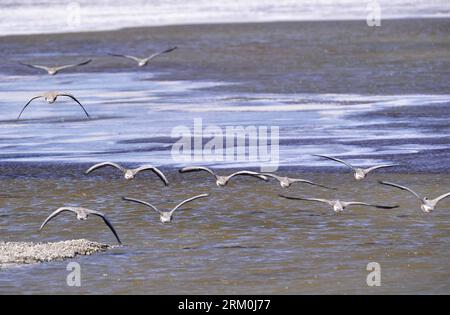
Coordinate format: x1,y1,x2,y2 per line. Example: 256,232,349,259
19,59,92,75
108,47,178,67
379,181,450,213
279,195,399,213
39,207,121,244
260,173,335,189
314,154,398,181
179,166,268,187
122,194,209,223
17,92,90,120
85,162,169,185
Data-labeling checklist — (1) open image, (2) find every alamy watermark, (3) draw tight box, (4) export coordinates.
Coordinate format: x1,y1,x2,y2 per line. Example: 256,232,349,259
66,2,81,28
171,118,279,172
66,262,81,287
366,262,381,286
366,1,381,27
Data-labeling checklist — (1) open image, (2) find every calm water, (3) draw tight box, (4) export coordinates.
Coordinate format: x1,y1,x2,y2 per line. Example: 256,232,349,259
0,19,449,294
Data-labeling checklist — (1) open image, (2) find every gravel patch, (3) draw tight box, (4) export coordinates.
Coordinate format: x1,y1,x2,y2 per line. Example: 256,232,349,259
0,239,110,268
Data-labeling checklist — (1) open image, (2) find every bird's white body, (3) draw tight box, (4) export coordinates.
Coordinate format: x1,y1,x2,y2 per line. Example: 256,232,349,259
160,212,172,223
124,169,135,180
77,214,87,220
354,169,366,181
278,177,290,188
332,200,345,212
216,176,228,186
43,92,58,103
421,198,434,213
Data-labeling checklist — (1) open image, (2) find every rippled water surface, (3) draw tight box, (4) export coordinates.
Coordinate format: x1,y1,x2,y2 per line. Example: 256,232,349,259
0,19,449,294
1,169,449,294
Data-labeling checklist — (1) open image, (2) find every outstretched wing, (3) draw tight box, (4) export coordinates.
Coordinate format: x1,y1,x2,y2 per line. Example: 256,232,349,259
122,197,160,214
39,207,76,230
53,59,92,72
17,96,42,119
147,47,178,60
343,202,399,209
313,154,355,170
289,178,335,190
89,210,122,245
18,62,50,71
278,195,332,205
170,193,209,215
379,181,422,200
431,192,450,206
85,162,125,174
58,94,90,118
179,166,217,177
363,164,398,174
259,173,283,181
108,53,142,63
227,171,268,182
133,165,169,186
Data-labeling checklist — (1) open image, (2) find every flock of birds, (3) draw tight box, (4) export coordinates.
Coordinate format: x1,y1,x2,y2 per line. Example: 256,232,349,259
16,47,177,119
37,156,450,245
16,48,449,246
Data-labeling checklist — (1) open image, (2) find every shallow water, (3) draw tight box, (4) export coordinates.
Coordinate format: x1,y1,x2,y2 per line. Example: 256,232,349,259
0,169,449,294
0,71,449,171
0,20,449,294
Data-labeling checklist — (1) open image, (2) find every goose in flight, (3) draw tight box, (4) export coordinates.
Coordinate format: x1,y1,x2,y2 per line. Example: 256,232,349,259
279,195,398,213
261,173,335,189
17,92,90,120
379,181,450,213
39,207,121,244
179,166,268,187
314,154,398,181
122,193,209,223
108,47,177,67
19,59,92,75
85,162,168,185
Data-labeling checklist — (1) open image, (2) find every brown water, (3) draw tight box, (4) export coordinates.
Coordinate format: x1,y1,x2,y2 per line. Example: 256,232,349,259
1,166,449,294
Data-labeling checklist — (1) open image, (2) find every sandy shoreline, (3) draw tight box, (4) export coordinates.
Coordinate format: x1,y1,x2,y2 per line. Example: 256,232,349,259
0,239,110,268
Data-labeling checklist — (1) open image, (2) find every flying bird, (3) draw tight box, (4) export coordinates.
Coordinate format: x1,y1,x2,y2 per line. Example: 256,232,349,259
108,47,177,67
314,154,398,181
261,173,335,189
19,59,92,75
39,207,121,244
279,195,398,213
85,162,168,185
179,166,268,187
17,92,90,120
379,181,450,213
122,194,209,223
